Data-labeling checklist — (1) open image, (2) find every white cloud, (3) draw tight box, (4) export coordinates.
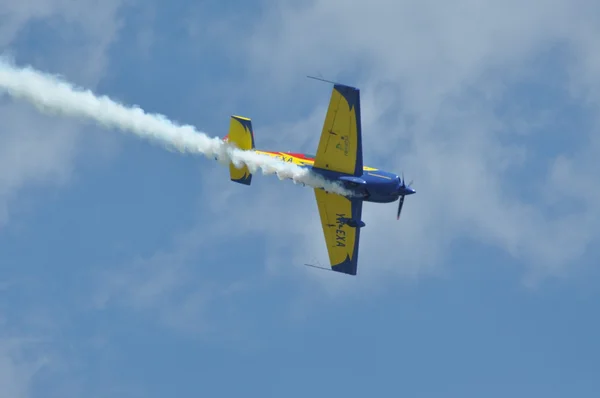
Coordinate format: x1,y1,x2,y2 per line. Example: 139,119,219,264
0,338,47,398
87,2,600,338
213,0,600,283
91,203,264,339
3,2,597,372
0,0,127,395
0,0,125,226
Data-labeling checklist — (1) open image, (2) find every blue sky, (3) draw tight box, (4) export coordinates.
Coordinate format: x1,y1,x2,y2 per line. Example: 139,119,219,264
1,1,599,397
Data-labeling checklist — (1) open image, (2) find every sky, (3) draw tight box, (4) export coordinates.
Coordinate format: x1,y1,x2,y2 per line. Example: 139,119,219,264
1,0,599,397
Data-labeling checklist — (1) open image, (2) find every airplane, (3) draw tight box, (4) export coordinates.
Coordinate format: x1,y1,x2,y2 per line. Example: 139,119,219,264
221,79,415,275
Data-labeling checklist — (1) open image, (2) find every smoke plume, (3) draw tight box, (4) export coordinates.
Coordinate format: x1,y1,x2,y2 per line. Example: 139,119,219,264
0,57,351,196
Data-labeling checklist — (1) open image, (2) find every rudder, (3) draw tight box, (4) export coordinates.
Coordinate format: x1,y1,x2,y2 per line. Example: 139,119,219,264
224,115,255,185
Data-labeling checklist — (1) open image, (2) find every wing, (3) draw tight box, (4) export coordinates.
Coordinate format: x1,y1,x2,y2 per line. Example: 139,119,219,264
313,84,363,176
314,189,363,275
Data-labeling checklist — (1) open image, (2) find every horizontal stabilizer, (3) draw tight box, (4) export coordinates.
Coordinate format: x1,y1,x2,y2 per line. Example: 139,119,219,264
225,115,255,185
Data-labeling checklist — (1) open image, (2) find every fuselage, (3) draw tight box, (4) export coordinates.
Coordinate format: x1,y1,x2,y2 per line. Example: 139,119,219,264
256,150,405,203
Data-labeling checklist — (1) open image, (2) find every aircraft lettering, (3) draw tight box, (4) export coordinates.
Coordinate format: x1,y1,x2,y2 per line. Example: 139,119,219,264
335,229,346,247
335,213,347,247
276,154,295,163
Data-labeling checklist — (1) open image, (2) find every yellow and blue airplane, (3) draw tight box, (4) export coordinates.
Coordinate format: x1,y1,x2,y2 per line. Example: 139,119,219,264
223,80,415,275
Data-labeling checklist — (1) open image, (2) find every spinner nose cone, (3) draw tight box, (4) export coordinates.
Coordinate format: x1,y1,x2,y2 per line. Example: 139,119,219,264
396,176,416,196
398,186,415,196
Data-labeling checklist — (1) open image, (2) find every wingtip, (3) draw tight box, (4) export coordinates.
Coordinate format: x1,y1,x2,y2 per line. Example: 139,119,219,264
306,75,357,90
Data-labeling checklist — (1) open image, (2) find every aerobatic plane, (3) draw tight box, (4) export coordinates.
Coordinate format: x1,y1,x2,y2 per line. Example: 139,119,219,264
222,78,415,275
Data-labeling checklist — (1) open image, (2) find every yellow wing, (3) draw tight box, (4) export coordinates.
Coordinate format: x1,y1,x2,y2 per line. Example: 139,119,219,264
313,84,363,176
314,189,363,275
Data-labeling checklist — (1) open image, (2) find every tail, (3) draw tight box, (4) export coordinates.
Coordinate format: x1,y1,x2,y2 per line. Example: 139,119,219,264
224,115,256,185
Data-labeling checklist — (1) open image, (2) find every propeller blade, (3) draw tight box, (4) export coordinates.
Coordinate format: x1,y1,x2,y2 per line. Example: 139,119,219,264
397,195,405,220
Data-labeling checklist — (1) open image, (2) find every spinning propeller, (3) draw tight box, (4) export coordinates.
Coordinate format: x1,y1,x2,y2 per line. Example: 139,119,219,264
396,172,415,220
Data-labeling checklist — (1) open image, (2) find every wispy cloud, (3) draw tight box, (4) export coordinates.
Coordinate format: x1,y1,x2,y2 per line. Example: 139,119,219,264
0,0,126,227
0,338,48,398
0,0,127,394
211,0,600,283
2,1,599,395
91,218,269,341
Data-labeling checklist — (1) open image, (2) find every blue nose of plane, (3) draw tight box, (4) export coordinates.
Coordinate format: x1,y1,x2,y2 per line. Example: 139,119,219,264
396,175,415,196
402,186,416,195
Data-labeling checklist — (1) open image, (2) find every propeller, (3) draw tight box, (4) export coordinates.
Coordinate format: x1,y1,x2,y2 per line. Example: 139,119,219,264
396,195,405,220
396,172,415,220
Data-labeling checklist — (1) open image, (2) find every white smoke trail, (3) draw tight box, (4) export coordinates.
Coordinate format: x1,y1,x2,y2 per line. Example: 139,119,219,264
0,57,352,196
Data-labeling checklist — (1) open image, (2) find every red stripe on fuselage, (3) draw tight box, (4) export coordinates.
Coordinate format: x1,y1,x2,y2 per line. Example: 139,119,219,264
260,151,314,161
286,152,314,161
